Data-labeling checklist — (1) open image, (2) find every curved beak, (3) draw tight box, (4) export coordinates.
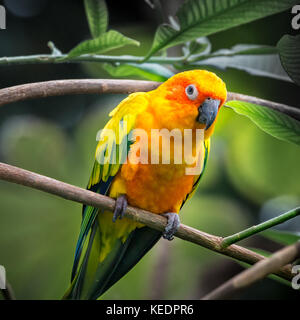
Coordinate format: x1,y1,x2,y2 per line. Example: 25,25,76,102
197,98,220,130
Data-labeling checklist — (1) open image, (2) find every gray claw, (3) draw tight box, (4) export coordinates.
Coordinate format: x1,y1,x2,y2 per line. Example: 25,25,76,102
162,212,180,241
113,194,127,222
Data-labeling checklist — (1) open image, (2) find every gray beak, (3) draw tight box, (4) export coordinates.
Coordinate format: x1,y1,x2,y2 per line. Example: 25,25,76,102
197,98,220,130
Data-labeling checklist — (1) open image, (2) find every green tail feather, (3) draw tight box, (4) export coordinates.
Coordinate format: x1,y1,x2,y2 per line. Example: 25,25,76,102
63,220,161,300
100,226,162,295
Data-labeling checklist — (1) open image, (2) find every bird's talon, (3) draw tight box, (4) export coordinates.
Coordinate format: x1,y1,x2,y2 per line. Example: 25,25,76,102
162,212,180,241
163,234,174,241
113,194,127,222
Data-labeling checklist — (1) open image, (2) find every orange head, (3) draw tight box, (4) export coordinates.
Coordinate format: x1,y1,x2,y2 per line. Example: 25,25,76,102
149,70,227,139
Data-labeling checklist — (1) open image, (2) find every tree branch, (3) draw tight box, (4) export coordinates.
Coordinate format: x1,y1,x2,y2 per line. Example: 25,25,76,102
2,51,272,67
0,162,293,282
0,79,160,107
0,79,299,121
222,207,300,248
202,241,300,300
0,53,184,66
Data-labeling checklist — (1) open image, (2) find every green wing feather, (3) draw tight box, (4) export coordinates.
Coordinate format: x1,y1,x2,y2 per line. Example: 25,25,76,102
64,93,150,299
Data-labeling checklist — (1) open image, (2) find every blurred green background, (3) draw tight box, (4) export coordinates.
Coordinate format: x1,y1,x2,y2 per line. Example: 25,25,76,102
0,0,299,300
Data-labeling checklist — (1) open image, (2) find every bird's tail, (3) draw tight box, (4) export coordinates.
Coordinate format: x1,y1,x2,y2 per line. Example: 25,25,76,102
63,218,161,300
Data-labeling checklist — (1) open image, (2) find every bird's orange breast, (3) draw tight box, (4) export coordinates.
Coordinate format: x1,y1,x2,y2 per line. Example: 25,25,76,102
109,112,204,215
122,162,195,214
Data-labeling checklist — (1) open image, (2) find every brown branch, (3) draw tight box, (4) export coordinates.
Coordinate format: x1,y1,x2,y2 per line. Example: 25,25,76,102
0,79,299,120
0,80,159,107
202,241,300,300
0,162,293,282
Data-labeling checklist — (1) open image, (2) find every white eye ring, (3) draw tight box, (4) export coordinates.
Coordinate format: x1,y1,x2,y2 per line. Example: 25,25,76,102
185,84,198,101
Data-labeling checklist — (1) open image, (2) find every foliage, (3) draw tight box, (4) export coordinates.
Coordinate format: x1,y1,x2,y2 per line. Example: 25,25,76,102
64,0,299,153
262,229,300,246
84,0,108,38
225,101,300,147
277,34,300,86
67,31,140,58
102,62,174,82
145,0,297,59
66,0,140,58
63,0,295,84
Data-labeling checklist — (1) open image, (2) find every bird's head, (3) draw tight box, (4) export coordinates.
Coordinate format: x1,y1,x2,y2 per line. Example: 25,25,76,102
152,70,227,139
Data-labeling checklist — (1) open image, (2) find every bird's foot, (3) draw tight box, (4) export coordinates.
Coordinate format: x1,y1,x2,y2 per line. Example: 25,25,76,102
162,212,180,241
112,194,127,222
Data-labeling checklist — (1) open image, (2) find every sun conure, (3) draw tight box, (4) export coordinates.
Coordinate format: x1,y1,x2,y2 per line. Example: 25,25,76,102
63,70,227,299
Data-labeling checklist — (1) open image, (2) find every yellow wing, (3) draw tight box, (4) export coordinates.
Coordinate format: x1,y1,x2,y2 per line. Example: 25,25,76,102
71,92,149,280
88,92,149,186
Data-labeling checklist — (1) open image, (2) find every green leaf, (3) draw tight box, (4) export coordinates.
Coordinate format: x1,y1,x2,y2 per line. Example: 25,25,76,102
226,101,300,147
189,42,207,55
102,62,174,81
277,34,300,86
188,40,209,56
47,41,62,55
67,30,140,58
146,0,298,59
262,229,300,246
84,0,108,38
213,44,278,56
191,44,290,82
182,37,211,58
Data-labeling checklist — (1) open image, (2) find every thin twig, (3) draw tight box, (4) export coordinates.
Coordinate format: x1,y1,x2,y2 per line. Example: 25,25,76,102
222,207,300,248
0,79,299,120
0,162,293,282
202,241,300,300
0,53,184,66
3,51,276,66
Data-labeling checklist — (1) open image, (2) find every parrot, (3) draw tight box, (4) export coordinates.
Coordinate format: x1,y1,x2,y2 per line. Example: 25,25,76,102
63,70,227,300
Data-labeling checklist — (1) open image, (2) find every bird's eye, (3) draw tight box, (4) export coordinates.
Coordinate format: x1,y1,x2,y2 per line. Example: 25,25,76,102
185,84,198,101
